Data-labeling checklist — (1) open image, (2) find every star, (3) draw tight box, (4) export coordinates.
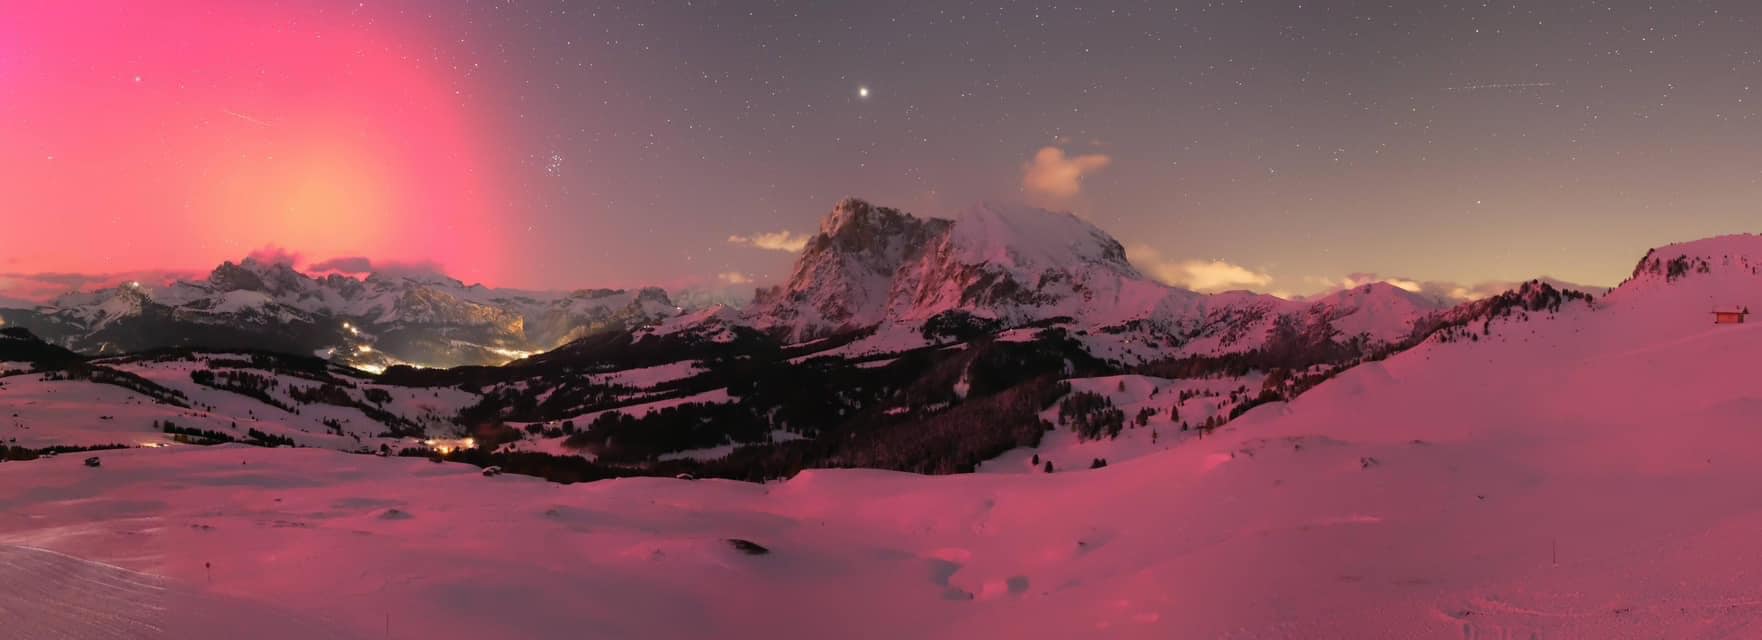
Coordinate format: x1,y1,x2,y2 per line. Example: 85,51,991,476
857,86,870,99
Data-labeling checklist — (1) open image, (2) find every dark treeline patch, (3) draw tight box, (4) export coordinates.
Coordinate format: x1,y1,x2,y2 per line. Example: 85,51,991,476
1419,281,1595,344
0,327,86,367
379,322,789,389
36,363,191,408
920,309,1003,342
190,369,299,413
116,348,354,385
1,443,131,462
566,330,1101,480
159,419,237,444
1059,391,1124,441
399,446,657,484
409,329,1106,484
185,367,423,437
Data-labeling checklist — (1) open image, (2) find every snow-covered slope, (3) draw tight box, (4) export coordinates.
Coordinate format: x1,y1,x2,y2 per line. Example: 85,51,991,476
0,343,479,454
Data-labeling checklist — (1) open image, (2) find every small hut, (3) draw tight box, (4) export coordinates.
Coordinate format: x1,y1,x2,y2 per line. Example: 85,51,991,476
1712,308,1750,324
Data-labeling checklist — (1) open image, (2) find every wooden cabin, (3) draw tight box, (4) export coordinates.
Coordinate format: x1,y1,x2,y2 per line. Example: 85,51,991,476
1713,309,1749,324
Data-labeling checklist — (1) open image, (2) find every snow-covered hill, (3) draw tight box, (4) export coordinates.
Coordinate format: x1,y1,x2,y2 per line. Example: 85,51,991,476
3,232,1762,638
0,349,478,455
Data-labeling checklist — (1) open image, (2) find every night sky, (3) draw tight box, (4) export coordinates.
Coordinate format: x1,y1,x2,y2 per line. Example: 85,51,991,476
5,1,1762,300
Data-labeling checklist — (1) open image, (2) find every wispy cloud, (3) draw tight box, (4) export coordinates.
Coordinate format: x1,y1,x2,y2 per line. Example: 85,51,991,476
307,255,450,280
1127,244,1274,292
1021,146,1112,199
728,230,810,253
716,272,752,285
308,256,374,274
245,245,301,266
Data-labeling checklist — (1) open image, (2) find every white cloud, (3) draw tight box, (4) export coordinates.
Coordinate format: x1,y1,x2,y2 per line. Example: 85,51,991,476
1021,146,1112,199
727,230,810,253
716,272,752,285
1128,244,1274,293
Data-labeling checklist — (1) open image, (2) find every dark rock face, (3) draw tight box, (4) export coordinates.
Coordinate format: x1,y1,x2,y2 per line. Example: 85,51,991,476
753,198,953,338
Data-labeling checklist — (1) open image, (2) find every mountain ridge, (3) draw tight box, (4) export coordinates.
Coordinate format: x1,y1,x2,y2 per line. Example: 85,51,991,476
0,257,684,369
4,197,1613,374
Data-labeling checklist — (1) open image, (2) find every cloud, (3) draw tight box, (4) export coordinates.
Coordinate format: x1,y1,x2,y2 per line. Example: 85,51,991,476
1127,245,1274,293
1022,146,1112,199
306,256,451,281
244,245,301,266
716,272,753,285
727,230,810,253
308,256,374,274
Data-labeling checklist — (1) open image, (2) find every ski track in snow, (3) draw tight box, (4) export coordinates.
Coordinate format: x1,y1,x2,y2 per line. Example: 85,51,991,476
0,544,361,640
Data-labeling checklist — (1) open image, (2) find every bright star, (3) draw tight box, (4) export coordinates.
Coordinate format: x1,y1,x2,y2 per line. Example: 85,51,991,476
857,86,870,99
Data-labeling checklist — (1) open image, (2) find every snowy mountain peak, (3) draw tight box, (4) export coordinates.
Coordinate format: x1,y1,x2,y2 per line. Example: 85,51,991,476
1310,281,1444,311
818,197,918,239
749,198,1160,339
749,199,950,338
208,258,311,296
946,202,1136,276
809,198,951,257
